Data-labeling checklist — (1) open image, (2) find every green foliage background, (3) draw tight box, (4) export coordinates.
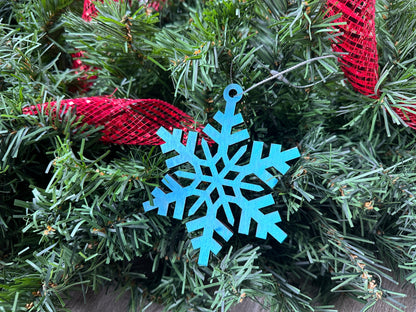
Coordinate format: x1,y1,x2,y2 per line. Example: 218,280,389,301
1,0,416,311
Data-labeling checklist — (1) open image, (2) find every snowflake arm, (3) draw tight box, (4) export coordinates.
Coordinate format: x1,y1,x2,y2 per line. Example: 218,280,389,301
235,194,287,242
157,127,200,169
143,174,201,220
203,122,249,151
241,141,301,188
186,203,233,266
202,86,249,155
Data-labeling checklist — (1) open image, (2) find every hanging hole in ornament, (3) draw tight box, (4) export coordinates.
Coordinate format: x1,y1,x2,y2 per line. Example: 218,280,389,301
228,88,238,98
223,84,243,101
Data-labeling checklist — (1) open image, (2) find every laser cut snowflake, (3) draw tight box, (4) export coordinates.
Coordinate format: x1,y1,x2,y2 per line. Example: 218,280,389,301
143,84,300,266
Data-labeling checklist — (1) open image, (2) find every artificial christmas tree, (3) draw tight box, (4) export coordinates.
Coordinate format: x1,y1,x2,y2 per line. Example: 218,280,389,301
1,0,416,311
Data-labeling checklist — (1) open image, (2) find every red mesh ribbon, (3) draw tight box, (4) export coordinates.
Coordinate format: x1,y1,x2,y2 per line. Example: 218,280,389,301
327,0,416,128
82,0,99,21
326,0,379,96
63,0,204,146
391,105,416,129
82,0,132,21
23,97,210,145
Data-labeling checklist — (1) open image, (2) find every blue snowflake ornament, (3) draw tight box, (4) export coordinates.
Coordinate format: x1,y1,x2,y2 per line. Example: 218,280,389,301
143,84,300,266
